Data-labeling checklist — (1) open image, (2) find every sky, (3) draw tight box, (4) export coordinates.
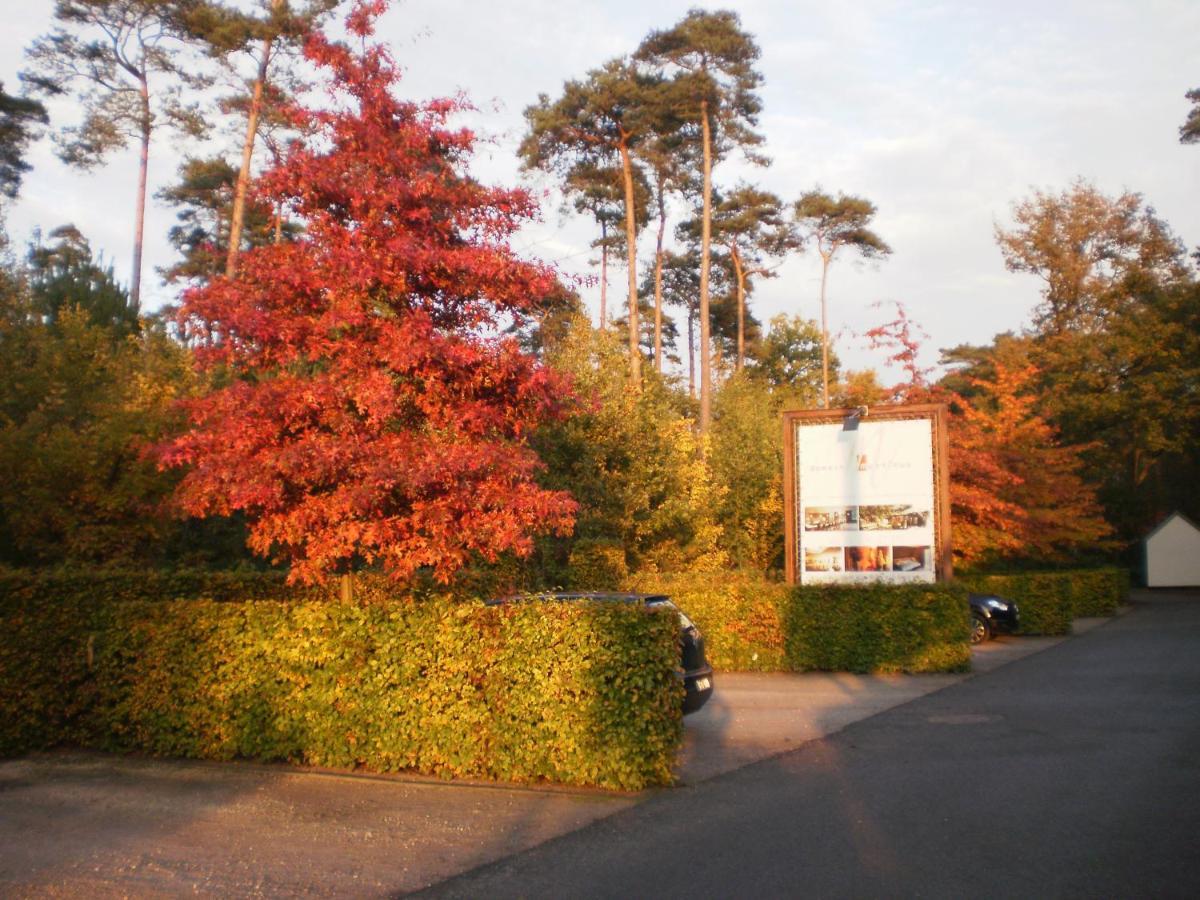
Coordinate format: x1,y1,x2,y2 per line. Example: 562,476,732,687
2,0,1198,379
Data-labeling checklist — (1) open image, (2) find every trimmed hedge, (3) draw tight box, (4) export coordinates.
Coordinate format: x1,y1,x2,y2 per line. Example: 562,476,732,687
0,566,475,605
629,573,971,674
959,572,1072,635
0,578,683,790
785,582,972,674
1062,568,1129,618
959,568,1128,635
629,572,790,671
0,566,306,604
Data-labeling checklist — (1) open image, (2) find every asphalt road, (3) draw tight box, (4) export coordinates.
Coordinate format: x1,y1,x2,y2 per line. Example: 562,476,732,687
422,591,1200,899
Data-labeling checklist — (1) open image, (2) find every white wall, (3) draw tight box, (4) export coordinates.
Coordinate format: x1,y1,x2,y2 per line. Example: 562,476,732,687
1146,515,1200,587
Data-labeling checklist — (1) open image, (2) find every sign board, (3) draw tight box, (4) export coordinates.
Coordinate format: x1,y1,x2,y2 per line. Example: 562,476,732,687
783,405,952,585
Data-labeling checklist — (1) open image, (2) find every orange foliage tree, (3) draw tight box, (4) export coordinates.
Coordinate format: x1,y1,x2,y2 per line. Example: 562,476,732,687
156,2,576,585
946,344,1111,565
866,303,1110,567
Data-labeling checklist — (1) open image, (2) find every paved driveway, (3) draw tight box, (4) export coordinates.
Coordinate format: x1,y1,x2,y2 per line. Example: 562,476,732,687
0,608,1116,896
422,590,1200,899
675,623,1095,782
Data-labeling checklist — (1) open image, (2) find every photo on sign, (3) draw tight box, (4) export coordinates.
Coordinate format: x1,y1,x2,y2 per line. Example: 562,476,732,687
891,546,931,572
858,504,930,532
804,506,858,532
845,546,892,572
804,546,844,572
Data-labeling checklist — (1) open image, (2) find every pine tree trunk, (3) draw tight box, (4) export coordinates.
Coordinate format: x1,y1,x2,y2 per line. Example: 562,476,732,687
654,182,666,374
226,36,273,278
732,246,746,371
819,252,831,408
619,142,640,387
131,76,150,312
688,302,696,398
599,220,608,329
699,101,713,432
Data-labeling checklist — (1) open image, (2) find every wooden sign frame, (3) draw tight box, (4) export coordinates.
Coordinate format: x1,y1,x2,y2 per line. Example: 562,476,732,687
782,403,953,585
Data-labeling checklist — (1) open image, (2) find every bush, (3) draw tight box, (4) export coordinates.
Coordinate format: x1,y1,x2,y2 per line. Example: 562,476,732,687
1062,568,1129,617
959,572,1072,635
534,323,727,574
629,572,790,671
959,568,1127,634
784,583,971,674
567,540,629,590
0,565,305,604
628,573,970,674
0,573,682,790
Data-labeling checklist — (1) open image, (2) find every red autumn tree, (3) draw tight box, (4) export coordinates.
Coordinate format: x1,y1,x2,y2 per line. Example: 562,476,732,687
862,300,933,399
156,1,576,586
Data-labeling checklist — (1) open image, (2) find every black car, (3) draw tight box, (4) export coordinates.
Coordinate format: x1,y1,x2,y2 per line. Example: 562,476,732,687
489,592,714,714
968,592,1020,644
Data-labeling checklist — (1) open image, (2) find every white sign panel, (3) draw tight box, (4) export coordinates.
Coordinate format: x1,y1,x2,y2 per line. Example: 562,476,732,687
797,418,936,584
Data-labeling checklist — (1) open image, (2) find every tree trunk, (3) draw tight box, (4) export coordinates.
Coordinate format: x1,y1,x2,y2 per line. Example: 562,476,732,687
619,141,640,387
226,35,273,278
599,219,608,329
819,251,831,408
688,302,696,398
131,75,150,312
339,572,354,603
699,100,713,432
732,245,746,371
654,180,666,374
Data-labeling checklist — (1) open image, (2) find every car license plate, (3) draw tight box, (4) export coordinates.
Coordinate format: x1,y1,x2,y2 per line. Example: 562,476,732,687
693,676,711,691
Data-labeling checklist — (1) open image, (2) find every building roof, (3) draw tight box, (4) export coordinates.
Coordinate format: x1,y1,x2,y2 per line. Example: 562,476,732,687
1145,511,1200,543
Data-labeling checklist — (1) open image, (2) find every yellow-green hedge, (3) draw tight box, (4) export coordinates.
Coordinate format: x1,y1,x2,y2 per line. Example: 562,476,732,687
959,572,1072,635
628,573,970,674
0,576,682,790
959,568,1127,635
628,572,790,671
0,566,306,604
1062,568,1129,617
785,582,972,673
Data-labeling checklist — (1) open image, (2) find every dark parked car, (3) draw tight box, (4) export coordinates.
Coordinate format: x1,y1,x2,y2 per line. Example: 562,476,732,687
968,592,1020,644
489,592,714,714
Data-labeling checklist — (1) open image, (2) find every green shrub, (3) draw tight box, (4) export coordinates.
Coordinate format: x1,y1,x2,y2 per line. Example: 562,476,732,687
567,540,629,590
629,572,790,671
960,568,1127,634
959,572,1072,635
784,583,971,674
1062,568,1129,617
628,573,970,674
0,565,551,606
0,565,307,604
0,575,682,790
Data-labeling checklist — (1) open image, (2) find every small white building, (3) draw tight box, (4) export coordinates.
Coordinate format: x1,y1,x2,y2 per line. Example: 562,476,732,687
1145,512,1200,587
